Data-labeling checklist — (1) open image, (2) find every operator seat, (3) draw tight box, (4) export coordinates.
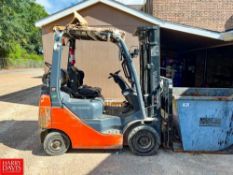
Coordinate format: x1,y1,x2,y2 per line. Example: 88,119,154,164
63,66,102,99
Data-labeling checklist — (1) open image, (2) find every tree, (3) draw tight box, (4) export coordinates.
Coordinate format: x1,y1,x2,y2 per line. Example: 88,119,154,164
0,0,48,67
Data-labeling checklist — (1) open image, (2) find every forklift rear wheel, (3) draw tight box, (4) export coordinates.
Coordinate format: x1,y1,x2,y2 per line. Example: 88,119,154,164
128,125,160,156
43,132,70,156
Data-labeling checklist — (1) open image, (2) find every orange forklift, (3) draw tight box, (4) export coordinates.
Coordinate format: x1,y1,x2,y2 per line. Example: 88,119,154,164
39,14,162,156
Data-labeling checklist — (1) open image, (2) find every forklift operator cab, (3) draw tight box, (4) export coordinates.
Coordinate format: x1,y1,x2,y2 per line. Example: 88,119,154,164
39,20,161,156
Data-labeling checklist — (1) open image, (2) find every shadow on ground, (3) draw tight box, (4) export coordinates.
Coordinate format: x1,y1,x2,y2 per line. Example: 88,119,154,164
32,76,43,79
0,120,46,156
0,85,41,106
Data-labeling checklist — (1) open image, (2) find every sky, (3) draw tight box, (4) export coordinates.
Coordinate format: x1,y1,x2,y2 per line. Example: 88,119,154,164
36,0,145,14
36,0,82,14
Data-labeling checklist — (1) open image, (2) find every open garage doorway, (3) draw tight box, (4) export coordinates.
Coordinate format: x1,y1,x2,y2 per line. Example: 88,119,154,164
160,28,233,88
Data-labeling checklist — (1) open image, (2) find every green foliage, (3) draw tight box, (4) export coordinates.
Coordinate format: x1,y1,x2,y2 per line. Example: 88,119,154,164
9,43,43,60
0,0,48,67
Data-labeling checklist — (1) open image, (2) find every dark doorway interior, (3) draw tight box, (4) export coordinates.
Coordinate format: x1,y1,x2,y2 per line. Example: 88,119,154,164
160,29,233,88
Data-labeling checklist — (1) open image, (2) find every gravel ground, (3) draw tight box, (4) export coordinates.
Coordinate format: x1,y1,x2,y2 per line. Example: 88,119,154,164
0,68,232,175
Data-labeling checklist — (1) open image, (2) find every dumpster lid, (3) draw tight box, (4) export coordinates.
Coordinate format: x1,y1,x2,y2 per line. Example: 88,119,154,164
173,88,233,101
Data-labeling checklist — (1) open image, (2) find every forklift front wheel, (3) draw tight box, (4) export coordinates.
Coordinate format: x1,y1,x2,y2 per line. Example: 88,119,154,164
43,132,70,156
128,125,160,156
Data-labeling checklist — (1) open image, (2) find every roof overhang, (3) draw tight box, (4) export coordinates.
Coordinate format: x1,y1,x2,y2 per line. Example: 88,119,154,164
35,0,233,41
115,0,146,5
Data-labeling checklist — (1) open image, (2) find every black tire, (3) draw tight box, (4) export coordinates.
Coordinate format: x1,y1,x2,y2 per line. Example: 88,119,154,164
128,125,160,156
43,132,70,156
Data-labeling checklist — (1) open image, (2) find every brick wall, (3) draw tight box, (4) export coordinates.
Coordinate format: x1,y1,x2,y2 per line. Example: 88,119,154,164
145,0,233,32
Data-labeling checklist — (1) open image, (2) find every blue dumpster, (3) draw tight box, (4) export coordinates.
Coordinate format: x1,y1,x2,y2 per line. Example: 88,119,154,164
173,88,233,151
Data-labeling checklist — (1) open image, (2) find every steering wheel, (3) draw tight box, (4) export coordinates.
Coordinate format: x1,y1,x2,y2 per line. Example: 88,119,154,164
108,70,121,79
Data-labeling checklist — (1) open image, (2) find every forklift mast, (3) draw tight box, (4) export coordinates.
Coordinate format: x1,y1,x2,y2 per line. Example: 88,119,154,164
137,26,161,117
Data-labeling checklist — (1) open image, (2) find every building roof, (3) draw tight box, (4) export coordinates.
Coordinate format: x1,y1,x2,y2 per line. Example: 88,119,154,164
35,0,233,41
115,0,146,5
